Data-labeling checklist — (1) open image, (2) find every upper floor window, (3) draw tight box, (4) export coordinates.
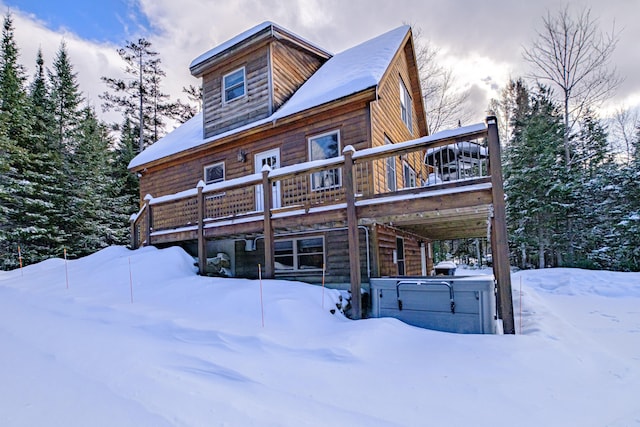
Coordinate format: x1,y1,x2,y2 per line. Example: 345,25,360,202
403,161,417,188
204,162,225,184
308,130,341,190
400,78,413,133
384,136,397,192
223,67,246,103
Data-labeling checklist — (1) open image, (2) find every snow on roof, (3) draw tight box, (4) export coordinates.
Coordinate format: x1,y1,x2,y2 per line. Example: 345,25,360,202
129,112,203,169
190,21,331,72
129,25,410,170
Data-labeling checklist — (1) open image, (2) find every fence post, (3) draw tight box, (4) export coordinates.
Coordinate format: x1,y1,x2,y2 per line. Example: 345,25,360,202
486,115,515,334
343,145,362,319
197,180,206,275
261,165,275,279
130,213,137,249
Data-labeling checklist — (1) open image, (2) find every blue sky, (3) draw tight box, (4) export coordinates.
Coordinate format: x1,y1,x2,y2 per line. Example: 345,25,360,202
5,0,150,43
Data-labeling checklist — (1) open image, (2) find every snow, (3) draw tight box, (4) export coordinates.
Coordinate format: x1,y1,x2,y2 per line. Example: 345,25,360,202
189,22,331,72
1,246,639,426
129,25,411,171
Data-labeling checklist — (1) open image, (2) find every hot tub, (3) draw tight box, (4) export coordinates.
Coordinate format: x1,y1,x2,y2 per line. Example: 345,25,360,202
369,276,498,334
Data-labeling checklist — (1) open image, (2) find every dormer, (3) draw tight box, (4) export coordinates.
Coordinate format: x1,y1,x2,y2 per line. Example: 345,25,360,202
190,22,332,139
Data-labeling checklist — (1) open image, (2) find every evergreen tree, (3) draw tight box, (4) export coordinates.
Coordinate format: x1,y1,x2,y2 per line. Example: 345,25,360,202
101,38,183,151
25,49,67,261
504,84,565,269
47,42,84,255
108,117,140,245
0,13,35,268
66,107,115,255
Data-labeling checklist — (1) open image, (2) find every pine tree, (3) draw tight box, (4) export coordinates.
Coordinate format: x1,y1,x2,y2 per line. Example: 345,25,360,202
108,117,140,245
101,38,180,151
48,42,84,256
66,107,115,255
0,13,36,268
504,83,565,269
25,49,67,260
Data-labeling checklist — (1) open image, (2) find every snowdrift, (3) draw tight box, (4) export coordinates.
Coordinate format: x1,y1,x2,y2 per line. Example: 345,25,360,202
1,246,638,426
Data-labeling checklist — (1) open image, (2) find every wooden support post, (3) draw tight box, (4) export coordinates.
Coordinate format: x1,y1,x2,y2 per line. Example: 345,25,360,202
130,215,137,249
262,165,275,279
197,181,206,275
486,115,515,334
143,194,152,247
343,145,362,319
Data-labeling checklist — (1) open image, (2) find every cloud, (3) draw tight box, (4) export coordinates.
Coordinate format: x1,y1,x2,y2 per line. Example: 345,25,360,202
3,0,639,130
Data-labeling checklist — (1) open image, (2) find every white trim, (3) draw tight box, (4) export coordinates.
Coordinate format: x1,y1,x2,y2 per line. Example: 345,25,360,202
222,67,246,103
254,148,281,211
399,76,413,134
203,161,225,185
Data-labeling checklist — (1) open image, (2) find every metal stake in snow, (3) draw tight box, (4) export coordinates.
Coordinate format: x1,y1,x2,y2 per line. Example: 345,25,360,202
258,264,265,328
129,257,134,304
64,248,69,289
18,246,23,276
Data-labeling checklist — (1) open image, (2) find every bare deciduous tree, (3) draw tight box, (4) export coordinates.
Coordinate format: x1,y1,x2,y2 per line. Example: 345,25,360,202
610,106,638,164
412,26,471,134
523,6,622,166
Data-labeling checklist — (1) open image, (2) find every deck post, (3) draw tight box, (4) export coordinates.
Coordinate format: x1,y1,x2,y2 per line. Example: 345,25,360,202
262,165,275,279
486,115,515,334
197,181,206,275
343,145,362,319
143,194,152,247
130,215,137,249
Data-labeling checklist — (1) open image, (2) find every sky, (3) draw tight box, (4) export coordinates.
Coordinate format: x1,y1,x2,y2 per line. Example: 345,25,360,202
2,0,639,128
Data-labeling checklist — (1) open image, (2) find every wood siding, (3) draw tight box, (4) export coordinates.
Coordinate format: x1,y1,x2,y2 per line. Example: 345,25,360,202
369,36,429,196
139,101,372,200
202,45,270,139
271,41,325,111
374,224,430,276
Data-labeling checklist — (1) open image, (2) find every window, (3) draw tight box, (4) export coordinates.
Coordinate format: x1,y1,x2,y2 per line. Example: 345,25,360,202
384,137,397,191
400,78,413,133
204,162,225,184
308,130,341,190
403,161,416,188
275,237,324,272
223,67,245,103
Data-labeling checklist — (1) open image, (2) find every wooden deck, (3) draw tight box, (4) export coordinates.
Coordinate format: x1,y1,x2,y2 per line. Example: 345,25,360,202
131,117,514,332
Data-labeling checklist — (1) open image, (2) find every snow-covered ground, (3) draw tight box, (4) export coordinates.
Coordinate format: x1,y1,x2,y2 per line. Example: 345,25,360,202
1,246,638,426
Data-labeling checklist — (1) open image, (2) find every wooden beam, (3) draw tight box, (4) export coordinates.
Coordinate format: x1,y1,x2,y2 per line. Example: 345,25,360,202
487,116,515,334
344,146,362,319
197,181,206,275
262,166,275,279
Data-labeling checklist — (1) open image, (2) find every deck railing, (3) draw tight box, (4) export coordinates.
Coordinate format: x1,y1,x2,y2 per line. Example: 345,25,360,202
129,118,513,329
131,122,492,239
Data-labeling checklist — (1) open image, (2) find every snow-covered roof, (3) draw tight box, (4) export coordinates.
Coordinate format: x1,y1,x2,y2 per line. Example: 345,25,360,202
129,25,411,170
190,21,331,74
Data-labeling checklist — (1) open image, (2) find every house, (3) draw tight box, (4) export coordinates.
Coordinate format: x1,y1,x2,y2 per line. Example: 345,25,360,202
128,22,514,331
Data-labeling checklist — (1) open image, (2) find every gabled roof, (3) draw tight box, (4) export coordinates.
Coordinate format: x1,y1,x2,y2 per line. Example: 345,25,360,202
189,21,332,77
129,25,411,170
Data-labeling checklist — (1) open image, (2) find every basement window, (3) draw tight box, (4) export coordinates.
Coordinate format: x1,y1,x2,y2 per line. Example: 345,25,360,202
275,236,324,272
223,67,246,103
